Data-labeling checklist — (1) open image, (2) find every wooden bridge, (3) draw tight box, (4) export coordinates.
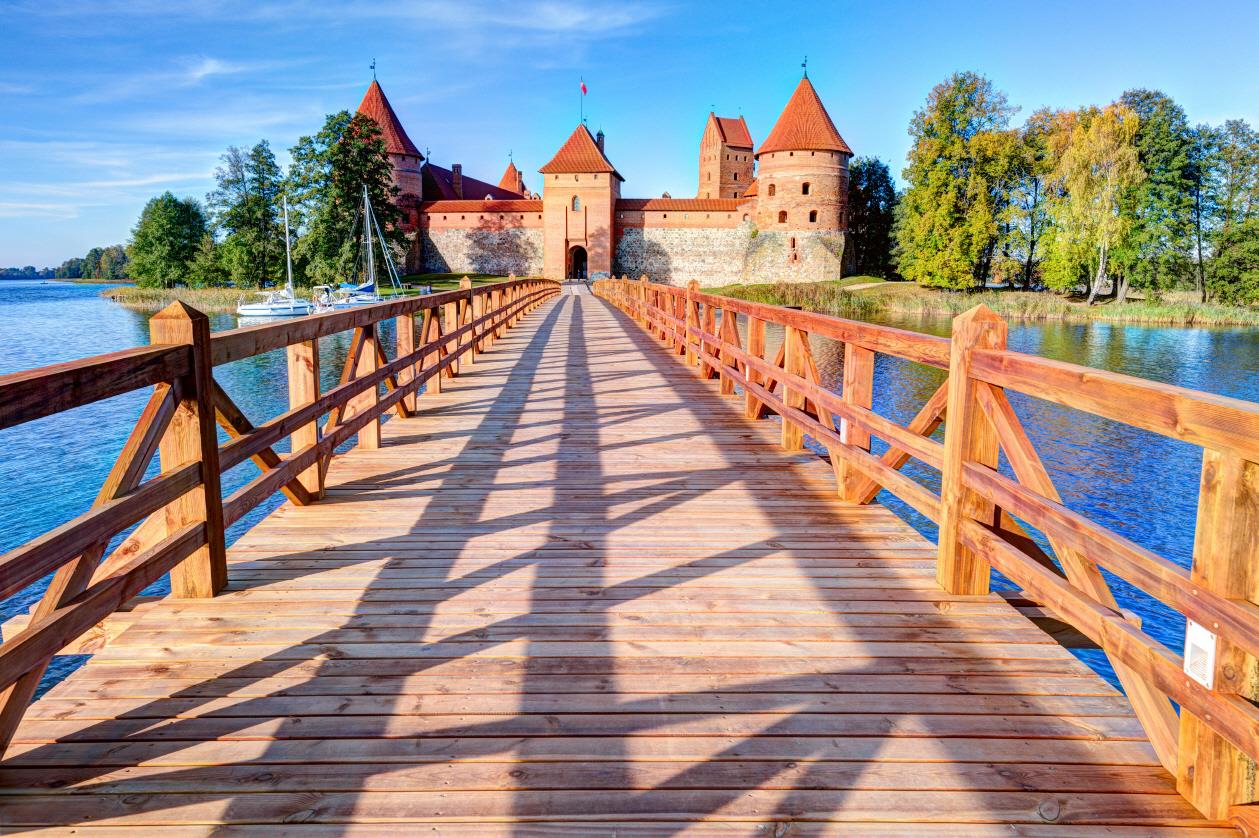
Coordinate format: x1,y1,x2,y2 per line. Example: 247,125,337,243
1,276,1257,834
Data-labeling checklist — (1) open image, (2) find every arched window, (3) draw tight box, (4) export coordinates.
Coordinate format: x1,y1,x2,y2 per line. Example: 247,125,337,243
801,182,810,195
571,196,581,211
809,210,818,223
733,172,739,181
767,184,776,197
777,211,787,224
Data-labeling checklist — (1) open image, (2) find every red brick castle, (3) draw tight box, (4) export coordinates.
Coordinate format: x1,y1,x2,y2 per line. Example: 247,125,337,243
357,74,852,285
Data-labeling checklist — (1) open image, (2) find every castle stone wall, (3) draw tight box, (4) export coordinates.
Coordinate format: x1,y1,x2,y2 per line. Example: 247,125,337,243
741,230,846,284
613,226,751,287
421,225,544,276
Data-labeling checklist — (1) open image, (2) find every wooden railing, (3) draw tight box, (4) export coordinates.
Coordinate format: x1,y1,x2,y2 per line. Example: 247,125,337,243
595,275,1259,820
0,276,559,751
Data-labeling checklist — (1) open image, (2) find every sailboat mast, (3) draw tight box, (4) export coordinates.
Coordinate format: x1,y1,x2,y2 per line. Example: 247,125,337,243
363,184,376,294
283,195,294,296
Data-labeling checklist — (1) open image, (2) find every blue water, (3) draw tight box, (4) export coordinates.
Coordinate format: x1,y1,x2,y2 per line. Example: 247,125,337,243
0,280,374,693
2,280,1257,693
783,310,1259,685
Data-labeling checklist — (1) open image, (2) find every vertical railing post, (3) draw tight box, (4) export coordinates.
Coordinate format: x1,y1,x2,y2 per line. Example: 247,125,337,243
700,296,718,380
471,288,486,356
1177,450,1259,818
685,281,700,367
395,312,417,414
150,302,227,598
443,292,460,377
837,343,876,502
286,338,324,499
346,323,381,450
937,305,1007,596
422,307,442,395
745,316,765,420
781,326,807,451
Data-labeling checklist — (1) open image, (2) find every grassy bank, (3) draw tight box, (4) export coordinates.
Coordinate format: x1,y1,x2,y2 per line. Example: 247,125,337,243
101,275,517,314
708,278,1259,327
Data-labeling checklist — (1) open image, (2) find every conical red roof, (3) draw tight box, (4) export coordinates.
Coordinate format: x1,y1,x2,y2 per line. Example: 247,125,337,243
757,77,851,157
498,161,525,194
357,80,423,159
538,124,622,180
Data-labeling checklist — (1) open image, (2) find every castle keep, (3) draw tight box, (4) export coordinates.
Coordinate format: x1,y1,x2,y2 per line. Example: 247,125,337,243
358,75,852,286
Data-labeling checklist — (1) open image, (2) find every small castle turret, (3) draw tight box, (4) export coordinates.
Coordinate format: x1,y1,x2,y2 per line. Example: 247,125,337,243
539,124,623,279
356,80,425,200
698,113,754,200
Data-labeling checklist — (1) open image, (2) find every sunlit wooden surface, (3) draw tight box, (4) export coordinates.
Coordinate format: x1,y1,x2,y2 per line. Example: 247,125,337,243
0,289,1233,834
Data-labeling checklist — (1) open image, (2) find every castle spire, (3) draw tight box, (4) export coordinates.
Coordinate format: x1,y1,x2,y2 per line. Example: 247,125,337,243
356,79,423,160
756,75,850,157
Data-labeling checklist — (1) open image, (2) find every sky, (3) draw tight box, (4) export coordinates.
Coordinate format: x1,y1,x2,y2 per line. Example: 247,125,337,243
2,0,1257,267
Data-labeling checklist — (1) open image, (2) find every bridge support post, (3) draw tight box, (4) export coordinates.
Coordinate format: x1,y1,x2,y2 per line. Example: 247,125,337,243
286,339,324,499
937,305,1006,596
347,324,381,450
780,326,807,451
1177,450,1259,819
150,302,227,598
837,343,875,502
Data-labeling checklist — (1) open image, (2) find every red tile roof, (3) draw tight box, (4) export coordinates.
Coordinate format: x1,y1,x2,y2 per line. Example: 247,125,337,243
423,163,523,201
539,124,623,180
420,199,543,213
498,162,526,194
757,77,851,157
742,178,758,198
356,80,423,159
715,115,753,148
617,198,742,212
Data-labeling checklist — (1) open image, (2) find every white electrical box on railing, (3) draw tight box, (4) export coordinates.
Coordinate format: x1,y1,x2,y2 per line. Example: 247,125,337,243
1184,620,1218,690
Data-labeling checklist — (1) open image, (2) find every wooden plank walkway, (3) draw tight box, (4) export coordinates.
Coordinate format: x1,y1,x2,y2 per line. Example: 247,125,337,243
0,287,1234,834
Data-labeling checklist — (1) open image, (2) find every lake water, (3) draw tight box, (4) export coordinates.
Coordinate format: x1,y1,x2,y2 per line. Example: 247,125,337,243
2,279,1257,691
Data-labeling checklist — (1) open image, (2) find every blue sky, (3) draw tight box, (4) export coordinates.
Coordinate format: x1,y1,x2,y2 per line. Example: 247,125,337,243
2,0,1257,266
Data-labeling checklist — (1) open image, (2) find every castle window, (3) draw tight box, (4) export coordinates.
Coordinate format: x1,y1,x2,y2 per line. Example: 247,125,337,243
801,182,810,195
790,237,797,249
809,210,818,223
733,172,739,181
707,172,712,181
572,197,581,211
767,184,776,197
733,191,739,198
742,213,749,221
778,211,787,224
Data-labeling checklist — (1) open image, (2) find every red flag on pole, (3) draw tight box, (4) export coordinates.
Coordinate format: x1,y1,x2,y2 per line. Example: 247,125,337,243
580,80,587,95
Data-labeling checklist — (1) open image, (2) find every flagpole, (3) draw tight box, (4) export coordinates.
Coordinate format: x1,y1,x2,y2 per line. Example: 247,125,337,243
580,76,584,124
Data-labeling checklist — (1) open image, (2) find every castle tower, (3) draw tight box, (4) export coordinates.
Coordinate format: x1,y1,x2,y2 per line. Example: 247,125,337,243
539,125,622,279
356,80,425,199
751,75,851,276
498,161,528,198
698,113,754,200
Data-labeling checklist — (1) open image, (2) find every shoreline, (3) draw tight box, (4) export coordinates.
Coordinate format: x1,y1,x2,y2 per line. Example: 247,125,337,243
708,278,1259,328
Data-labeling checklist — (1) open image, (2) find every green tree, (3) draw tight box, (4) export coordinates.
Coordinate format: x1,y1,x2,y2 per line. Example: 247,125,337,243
894,71,1017,289
287,111,403,286
127,192,207,288
1042,105,1144,303
846,156,897,276
1211,119,1259,235
1112,89,1194,302
207,140,284,288
55,257,84,279
98,245,128,280
188,233,229,288
999,109,1056,289
81,247,104,279
1206,217,1259,304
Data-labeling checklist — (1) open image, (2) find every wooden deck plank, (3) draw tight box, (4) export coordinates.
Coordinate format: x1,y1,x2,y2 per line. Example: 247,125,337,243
3,288,1232,832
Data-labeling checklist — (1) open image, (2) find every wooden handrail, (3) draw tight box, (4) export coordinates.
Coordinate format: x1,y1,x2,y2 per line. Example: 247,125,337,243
0,276,561,753
594,275,1259,820
0,344,191,431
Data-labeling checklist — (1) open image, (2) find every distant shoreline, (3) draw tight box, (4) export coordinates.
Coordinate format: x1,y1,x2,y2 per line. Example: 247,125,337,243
709,278,1259,328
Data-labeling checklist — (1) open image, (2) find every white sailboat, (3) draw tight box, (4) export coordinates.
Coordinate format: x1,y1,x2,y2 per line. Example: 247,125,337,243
313,185,403,312
236,196,314,318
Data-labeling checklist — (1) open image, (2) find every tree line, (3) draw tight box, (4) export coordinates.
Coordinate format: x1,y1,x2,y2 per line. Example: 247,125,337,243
122,110,404,289
844,71,1258,306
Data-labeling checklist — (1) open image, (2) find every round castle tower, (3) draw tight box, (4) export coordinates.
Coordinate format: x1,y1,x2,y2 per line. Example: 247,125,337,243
748,75,852,277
